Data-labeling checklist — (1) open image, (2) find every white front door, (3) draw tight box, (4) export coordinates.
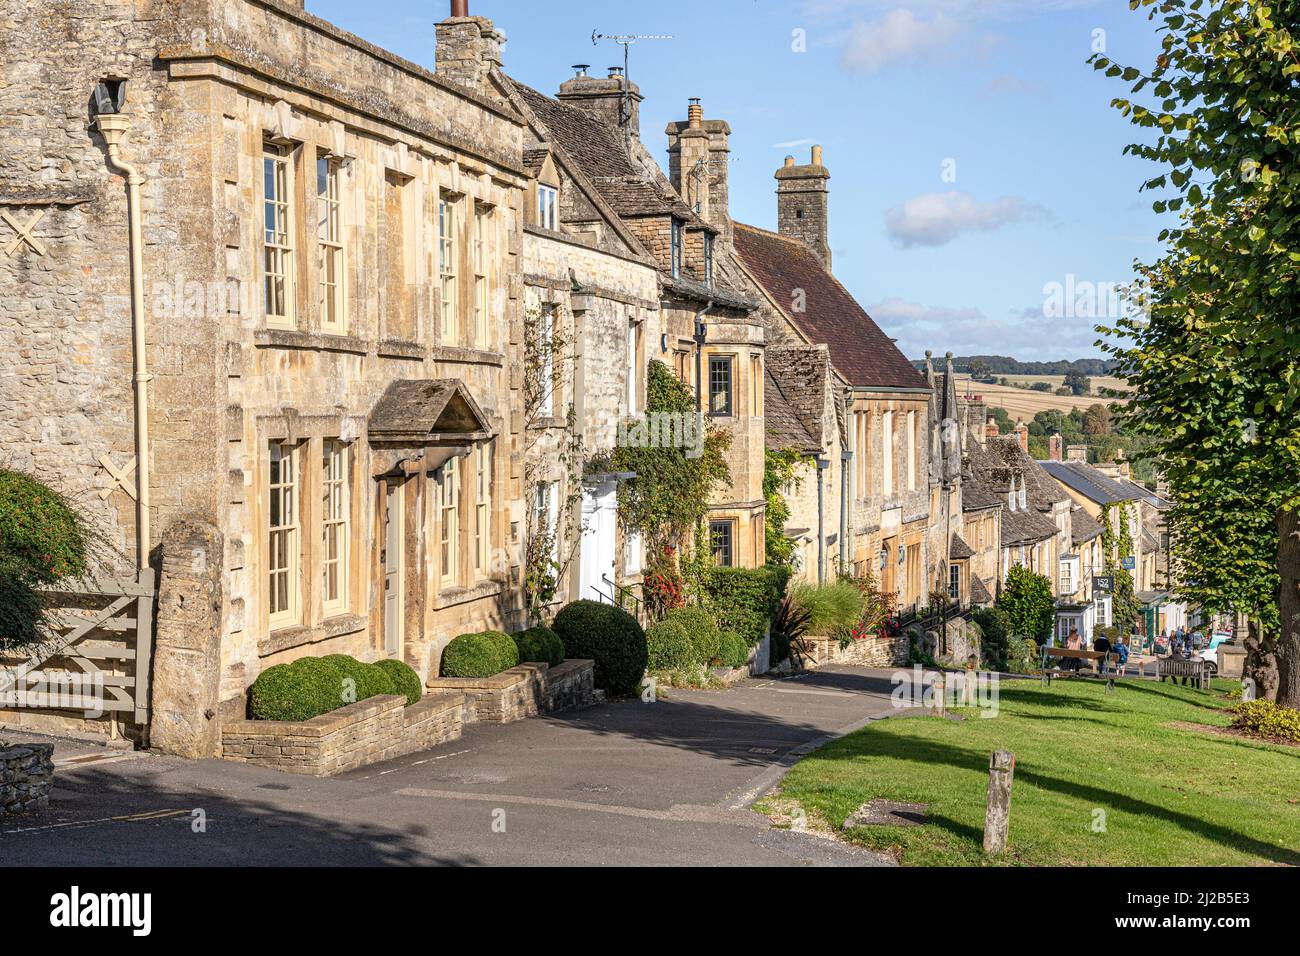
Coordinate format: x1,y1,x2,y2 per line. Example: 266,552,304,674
579,478,618,602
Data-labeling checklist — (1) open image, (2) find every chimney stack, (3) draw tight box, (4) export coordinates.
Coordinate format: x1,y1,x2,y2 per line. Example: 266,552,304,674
1049,434,1063,461
435,2,505,92
1013,419,1029,453
558,64,642,142
984,416,999,442
1067,444,1088,463
775,144,831,270
666,98,733,239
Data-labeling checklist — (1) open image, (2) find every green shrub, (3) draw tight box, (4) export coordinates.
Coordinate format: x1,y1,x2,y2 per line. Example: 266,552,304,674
699,565,790,646
250,657,348,721
663,606,721,665
441,631,520,678
718,631,749,669
513,626,564,667
973,607,1011,670
790,580,864,636
1006,635,1040,674
321,654,395,701
1231,700,1300,743
646,618,695,671
0,470,87,586
373,658,422,706
0,561,42,653
551,600,647,696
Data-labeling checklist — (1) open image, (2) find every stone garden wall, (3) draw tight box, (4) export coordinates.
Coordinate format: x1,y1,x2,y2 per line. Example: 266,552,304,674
426,659,595,724
1,743,54,815
804,633,908,669
221,693,464,777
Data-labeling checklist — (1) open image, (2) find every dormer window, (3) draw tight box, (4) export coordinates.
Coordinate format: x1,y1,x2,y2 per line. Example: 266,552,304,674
537,184,557,231
670,218,683,278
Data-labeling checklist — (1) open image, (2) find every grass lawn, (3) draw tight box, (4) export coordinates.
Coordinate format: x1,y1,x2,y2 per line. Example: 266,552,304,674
759,677,1300,866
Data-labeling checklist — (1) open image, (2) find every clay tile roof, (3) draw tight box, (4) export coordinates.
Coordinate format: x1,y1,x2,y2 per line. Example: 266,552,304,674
732,222,928,391
950,533,975,560
987,436,1071,508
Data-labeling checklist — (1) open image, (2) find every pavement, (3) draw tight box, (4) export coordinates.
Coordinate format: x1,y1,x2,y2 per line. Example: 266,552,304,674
1,665,910,867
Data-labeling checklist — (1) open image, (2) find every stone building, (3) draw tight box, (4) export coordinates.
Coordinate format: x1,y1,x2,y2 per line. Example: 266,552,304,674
509,80,768,570
733,148,938,610
1,0,537,750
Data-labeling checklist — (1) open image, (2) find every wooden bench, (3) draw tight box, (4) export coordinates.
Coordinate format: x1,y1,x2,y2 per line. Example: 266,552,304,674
1158,656,1211,690
1041,646,1117,691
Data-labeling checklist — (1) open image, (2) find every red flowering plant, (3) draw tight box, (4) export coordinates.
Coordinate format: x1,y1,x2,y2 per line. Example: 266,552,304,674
643,544,686,621
834,565,888,647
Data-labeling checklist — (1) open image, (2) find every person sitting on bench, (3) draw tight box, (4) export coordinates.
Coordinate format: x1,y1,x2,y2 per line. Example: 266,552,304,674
1065,628,1084,671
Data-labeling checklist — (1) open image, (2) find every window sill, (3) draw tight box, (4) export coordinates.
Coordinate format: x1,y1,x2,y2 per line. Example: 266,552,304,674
254,328,369,355
377,339,426,360
430,579,503,611
258,613,368,658
429,345,504,366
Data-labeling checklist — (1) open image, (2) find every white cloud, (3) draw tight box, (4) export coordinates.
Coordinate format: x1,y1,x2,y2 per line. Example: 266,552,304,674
869,297,1107,360
982,73,1045,97
840,9,962,73
884,191,1047,247
771,137,817,150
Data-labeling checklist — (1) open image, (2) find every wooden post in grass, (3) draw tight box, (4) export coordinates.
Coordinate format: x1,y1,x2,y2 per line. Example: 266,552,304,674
983,749,1015,855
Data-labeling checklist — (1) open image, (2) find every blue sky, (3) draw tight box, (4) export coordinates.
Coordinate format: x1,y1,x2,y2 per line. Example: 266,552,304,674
308,0,1168,361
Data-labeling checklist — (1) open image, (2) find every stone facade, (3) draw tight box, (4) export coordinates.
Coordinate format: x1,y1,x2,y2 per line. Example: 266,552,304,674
221,691,465,777
0,743,54,815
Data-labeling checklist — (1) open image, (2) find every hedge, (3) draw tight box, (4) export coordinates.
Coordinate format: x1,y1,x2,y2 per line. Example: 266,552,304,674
718,631,749,669
250,657,349,722
373,658,422,706
442,631,520,678
699,565,789,646
646,617,695,671
322,654,396,701
551,600,647,696
662,606,720,665
513,626,565,667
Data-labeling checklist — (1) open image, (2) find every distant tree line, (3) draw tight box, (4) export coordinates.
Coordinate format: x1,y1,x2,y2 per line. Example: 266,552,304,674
911,355,1117,378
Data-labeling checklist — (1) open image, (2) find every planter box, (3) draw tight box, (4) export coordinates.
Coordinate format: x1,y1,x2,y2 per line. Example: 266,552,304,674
221,693,463,777
426,659,594,724
803,633,907,669
1,743,54,815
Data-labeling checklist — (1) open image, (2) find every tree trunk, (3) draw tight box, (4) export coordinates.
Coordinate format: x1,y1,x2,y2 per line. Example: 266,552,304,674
1243,617,1279,703
1277,508,1300,709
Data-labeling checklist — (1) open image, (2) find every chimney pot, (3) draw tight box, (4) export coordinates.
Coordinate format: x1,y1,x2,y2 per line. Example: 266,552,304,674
451,0,468,17
783,155,795,167
608,66,623,78
811,144,823,166
688,97,703,129
572,63,590,77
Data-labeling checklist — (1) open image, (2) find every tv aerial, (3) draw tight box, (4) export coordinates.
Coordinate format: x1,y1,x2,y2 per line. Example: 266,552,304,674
591,30,673,131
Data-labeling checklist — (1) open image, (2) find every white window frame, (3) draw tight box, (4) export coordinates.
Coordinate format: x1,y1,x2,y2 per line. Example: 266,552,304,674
316,155,345,333
268,441,300,628
439,195,458,341
439,457,461,588
263,142,295,326
474,441,493,579
473,204,491,348
537,184,557,231
538,303,555,417
321,439,350,615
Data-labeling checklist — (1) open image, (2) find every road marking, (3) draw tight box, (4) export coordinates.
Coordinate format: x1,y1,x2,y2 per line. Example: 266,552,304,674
1,808,187,835
392,787,753,826
768,687,856,698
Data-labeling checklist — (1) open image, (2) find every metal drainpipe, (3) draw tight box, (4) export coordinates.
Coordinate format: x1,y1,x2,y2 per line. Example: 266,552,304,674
95,113,151,571
692,301,713,417
815,457,826,583
840,449,851,573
